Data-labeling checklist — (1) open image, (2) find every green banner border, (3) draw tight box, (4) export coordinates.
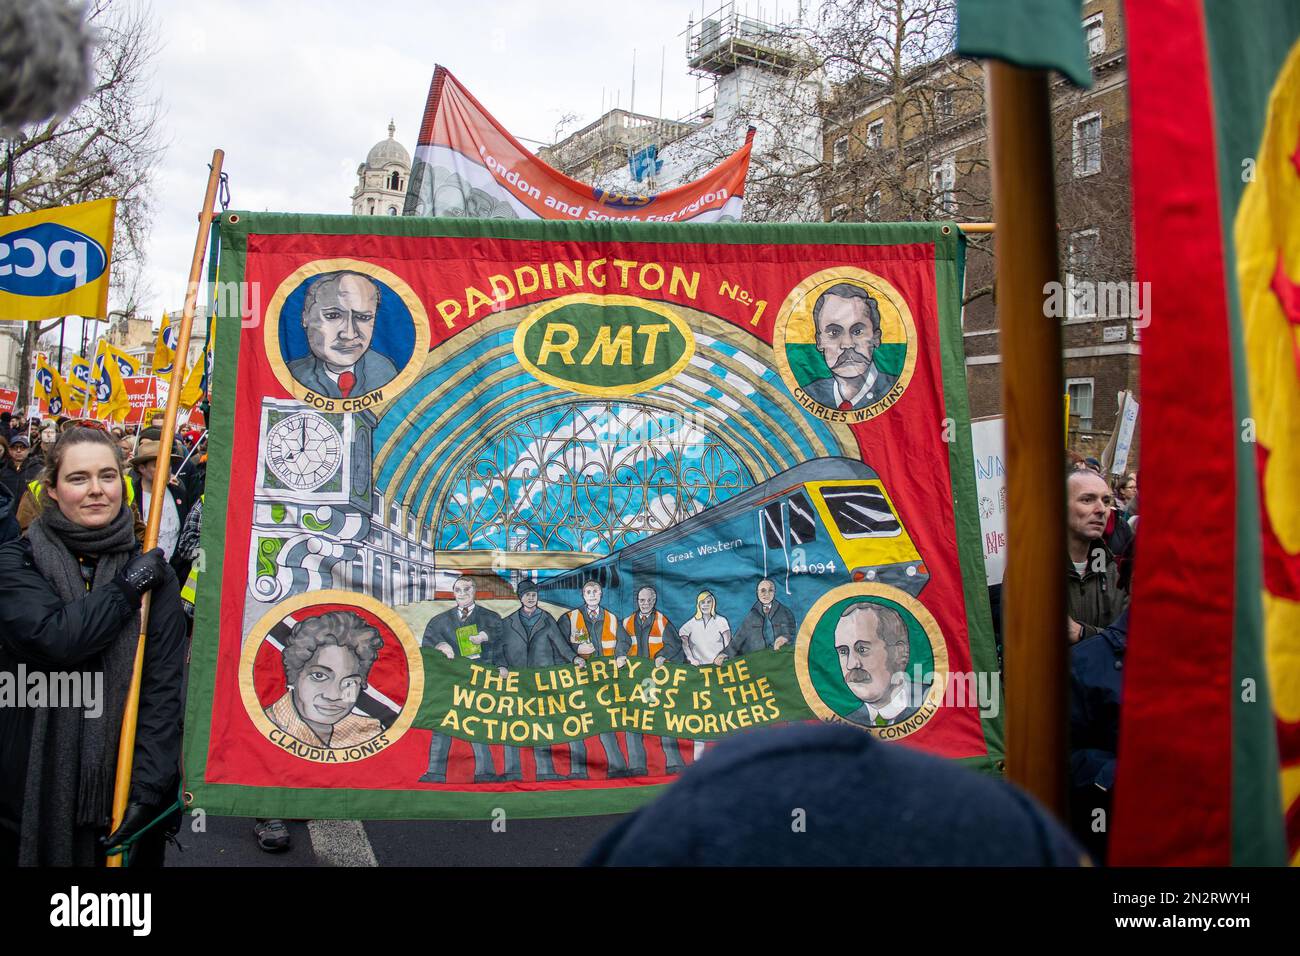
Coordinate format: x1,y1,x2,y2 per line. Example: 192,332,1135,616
936,237,1005,769
1204,1,1292,865
182,214,1000,820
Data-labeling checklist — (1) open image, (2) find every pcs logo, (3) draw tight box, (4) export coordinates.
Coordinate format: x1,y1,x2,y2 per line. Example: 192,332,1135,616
0,223,108,297
592,188,653,209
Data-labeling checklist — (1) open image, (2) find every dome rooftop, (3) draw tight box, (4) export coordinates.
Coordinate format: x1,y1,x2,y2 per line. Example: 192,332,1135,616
366,120,410,169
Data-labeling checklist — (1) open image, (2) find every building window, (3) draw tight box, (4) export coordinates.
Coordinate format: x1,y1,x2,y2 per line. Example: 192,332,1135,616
1073,112,1102,177
1066,378,1095,430
367,198,375,214
931,161,956,216
833,136,849,165
1084,14,1105,57
388,206,398,215
934,89,954,120
1068,228,1100,318
389,171,401,190
865,119,883,150
865,191,881,220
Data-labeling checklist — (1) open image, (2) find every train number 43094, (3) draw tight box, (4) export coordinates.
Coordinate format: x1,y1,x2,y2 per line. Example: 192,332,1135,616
792,560,837,575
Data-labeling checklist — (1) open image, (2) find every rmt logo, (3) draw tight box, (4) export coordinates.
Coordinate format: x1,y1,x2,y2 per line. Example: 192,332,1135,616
0,223,108,296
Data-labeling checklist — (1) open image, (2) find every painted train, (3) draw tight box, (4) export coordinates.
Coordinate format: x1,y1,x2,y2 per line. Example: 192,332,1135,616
539,457,929,631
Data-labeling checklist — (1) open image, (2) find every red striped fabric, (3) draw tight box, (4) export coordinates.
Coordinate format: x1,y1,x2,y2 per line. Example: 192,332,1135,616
1111,0,1237,865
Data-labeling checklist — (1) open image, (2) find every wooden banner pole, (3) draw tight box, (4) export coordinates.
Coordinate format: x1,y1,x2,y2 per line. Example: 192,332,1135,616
107,149,224,866
984,63,1068,817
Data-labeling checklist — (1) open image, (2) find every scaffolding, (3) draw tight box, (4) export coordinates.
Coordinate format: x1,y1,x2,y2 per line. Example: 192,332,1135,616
685,1,804,78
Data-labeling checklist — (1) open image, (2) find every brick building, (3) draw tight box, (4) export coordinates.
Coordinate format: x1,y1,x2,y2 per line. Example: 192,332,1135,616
819,0,1139,464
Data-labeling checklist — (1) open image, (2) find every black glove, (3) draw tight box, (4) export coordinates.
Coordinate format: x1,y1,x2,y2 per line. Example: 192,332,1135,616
113,547,169,606
101,801,161,853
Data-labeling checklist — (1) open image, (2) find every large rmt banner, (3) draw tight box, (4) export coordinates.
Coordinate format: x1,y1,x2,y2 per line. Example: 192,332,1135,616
184,215,1001,819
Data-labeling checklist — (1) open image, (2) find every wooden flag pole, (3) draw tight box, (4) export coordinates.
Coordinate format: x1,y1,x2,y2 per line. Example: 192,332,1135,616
984,64,1068,817
107,149,224,867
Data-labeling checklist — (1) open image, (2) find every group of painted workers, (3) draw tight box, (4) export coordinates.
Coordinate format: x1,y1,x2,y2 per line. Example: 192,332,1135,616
418,573,798,784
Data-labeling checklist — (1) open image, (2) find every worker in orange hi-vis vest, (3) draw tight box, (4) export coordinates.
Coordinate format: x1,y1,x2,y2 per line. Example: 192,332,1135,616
560,580,632,779
620,584,687,776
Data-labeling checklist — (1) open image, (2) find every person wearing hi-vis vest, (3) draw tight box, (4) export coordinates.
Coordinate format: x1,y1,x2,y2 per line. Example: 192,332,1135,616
619,585,687,776
561,580,633,779
420,576,505,784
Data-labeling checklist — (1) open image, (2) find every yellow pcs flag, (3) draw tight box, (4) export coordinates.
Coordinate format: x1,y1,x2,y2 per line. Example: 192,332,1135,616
92,340,135,422
34,354,72,417
66,353,92,413
154,312,176,377
0,198,116,322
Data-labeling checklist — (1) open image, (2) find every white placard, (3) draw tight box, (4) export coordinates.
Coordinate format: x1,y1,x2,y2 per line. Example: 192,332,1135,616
1111,394,1139,474
1103,325,1127,343
970,416,1008,586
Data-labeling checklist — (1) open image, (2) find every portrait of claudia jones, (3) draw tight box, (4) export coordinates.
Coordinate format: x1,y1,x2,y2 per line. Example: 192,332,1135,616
265,611,387,748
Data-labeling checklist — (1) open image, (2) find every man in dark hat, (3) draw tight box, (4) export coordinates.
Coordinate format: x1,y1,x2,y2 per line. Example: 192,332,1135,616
585,724,1086,866
131,438,189,565
496,579,584,781
0,433,40,502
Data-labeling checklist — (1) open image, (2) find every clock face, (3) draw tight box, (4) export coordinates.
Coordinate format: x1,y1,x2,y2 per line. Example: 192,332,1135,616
266,412,343,491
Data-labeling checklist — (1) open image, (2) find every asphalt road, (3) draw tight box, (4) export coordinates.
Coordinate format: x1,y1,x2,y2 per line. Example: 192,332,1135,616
165,813,626,867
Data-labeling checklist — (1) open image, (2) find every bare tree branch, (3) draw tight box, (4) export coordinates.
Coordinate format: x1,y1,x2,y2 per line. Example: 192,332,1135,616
8,0,164,403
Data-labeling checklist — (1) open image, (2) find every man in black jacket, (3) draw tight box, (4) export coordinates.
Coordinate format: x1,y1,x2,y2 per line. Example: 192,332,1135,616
496,579,581,781
419,576,503,783
1066,470,1129,641
726,577,797,657
0,434,42,502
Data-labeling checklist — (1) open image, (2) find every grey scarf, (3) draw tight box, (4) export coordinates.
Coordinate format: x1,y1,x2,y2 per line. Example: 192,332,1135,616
21,504,139,866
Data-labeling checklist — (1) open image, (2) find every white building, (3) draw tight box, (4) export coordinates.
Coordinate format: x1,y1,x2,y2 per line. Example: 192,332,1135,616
542,5,824,223
0,323,24,391
351,120,411,216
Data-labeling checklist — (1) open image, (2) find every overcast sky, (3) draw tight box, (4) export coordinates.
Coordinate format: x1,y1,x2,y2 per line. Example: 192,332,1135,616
127,0,803,323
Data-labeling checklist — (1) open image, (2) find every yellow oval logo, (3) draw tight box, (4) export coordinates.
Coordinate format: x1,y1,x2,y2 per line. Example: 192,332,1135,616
514,293,696,397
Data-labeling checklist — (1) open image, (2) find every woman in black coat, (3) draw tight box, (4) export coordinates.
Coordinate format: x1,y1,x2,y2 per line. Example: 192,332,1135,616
0,427,186,866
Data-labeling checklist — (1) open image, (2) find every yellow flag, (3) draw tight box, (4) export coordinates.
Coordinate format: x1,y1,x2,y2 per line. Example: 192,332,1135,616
34,354,72,417
91,339,139,411
67,353,92,411
153,312,177,377
0,198,117,322
179,357,204,409
92,340,132,422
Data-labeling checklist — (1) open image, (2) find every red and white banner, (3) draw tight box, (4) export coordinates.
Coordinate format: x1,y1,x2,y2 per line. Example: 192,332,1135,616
0,387,18,415
405,66,752,223
121,375,157,425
